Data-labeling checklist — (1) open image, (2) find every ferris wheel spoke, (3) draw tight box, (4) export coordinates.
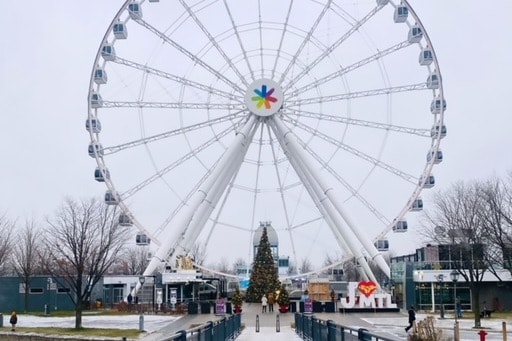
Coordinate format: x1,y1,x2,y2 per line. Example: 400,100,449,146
221,0,256,81
288,117,417,184
101,100,244,111
113,57,244,102
119,119,244,200
178,0,248,88
278,117,392,225
278,0,333,84
103,111,245,155
283,4,384,92
283,109,431,137
270,0,294,80
131,16,246,95
287,82,427,106
291,40,412,96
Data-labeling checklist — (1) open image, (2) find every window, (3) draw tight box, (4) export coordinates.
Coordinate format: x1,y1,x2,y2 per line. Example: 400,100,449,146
30,288,44,294
57,288,71,294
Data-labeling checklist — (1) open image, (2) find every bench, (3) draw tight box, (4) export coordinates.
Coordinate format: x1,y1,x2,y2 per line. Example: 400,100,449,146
480,309,493,318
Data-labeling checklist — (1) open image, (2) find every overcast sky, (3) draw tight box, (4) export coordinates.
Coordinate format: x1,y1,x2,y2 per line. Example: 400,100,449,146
1,1,511,268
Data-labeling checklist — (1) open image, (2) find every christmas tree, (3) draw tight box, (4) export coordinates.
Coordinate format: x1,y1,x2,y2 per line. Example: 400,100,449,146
277,283,290,307
246,225,281,302
232,287,243,308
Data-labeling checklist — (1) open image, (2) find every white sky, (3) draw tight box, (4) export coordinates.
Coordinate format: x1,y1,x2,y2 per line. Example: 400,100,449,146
1,1,511,268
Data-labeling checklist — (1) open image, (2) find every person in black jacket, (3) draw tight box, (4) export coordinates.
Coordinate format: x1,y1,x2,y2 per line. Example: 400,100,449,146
405,306,416,332
10,311,18,331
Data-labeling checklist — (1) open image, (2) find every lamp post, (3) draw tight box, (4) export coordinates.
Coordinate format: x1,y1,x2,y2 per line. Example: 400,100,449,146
450,270,459,322
437,274,444,319
138,276,145,331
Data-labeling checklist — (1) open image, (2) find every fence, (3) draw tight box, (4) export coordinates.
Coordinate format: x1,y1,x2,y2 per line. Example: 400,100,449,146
160,313,242,341
295,313,396,341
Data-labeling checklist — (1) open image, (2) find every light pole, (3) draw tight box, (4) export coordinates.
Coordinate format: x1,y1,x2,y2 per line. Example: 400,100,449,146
437,274,444,319
138,276,145,331
450,270,459,322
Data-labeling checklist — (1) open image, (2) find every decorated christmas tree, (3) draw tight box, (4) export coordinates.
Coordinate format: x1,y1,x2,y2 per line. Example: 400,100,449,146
277,283,290,307
232,287,243,308
246,225,281,302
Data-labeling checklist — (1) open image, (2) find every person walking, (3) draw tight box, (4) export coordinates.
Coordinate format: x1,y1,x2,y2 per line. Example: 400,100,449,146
405,306,416,332
267,292,275,312
10,311,18,331
261,294,268,313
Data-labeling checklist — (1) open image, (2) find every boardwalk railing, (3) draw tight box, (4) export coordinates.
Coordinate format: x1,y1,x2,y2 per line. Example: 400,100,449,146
162,313,242,341
295,313,396,341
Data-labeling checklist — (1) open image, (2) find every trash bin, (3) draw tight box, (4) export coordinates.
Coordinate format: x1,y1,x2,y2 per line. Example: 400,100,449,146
201,302,211,314
188,302,198,314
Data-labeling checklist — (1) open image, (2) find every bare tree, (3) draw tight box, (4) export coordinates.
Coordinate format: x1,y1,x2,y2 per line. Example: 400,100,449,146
479,175,512,276
0,213,15,275
298,258,313,274
11,219,41,312
43,197,129,329
189,242,207,266
422,180,492,328
121,246,150,275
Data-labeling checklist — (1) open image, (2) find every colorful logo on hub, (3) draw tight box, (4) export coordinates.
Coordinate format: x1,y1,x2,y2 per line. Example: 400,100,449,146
251,85,277,109
245,79,282,117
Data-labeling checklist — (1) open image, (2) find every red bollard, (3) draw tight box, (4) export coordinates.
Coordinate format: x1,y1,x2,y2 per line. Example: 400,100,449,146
478,329,487,341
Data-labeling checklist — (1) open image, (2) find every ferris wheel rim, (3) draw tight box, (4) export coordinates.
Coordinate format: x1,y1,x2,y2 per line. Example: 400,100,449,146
86,0,446,275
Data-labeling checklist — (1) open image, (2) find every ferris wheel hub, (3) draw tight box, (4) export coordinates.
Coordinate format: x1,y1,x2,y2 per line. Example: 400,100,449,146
245,79,283,117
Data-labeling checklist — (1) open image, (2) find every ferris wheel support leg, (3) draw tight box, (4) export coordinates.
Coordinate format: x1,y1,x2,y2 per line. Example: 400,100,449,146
140,116,257,280
271,115,390,279
177,121,259,255
281,138,372,281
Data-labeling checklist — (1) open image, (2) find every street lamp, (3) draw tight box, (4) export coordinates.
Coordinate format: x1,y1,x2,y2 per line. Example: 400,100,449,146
450,270,459,322
138,276,146,331
437,274,444,319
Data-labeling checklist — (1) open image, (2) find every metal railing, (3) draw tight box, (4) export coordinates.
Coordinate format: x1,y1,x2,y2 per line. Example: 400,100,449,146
162,313,242,341
295,313,396,341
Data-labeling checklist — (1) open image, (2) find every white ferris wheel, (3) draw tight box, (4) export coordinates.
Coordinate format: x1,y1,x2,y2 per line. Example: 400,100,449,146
86,0,446,282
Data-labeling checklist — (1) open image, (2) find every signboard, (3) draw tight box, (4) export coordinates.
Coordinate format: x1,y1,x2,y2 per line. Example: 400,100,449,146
339,281,397,309
215,298,225,315
304,298,313,314
170,288,177,305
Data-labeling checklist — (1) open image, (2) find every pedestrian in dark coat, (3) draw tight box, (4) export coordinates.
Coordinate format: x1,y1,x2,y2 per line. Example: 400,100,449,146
405,306,416,332
10,311,18,331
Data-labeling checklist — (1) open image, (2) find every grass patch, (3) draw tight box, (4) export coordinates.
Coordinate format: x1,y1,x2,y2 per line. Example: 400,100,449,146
6,327,141,338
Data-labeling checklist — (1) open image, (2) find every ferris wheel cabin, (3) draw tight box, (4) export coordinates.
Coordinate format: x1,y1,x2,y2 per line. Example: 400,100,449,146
427,149,443,164
410,198,424,211
426,72,440,89
408,25,423,43
419,48,433,65
94,167,110,182
119,213,133,226
89,91,103,109
393,220,408,232
88,143,103,157
431,123,447,139
113,21,127,39
393,5,408,23
375,239,390,251
101,43,115,61
430,96,447,115
419,175,436,188
136,233,150,246
104,190,118,205
94,67,107,85
85,118,101,133
128,2,142,19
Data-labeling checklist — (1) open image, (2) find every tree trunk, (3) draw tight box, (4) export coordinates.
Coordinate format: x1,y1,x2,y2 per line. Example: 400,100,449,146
75,305,83,329
470,284,481,328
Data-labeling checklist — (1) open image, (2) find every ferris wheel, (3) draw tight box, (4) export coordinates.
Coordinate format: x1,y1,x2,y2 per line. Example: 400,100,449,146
86,0,446,282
